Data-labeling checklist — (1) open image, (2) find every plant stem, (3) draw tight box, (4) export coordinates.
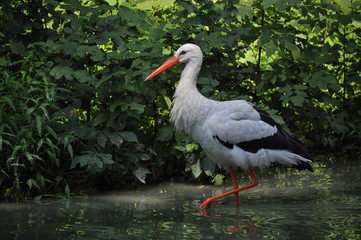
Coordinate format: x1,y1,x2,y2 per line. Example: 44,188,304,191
257,9,265,76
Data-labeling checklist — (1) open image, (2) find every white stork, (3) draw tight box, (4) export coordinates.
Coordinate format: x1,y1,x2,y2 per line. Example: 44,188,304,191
145,43,313,209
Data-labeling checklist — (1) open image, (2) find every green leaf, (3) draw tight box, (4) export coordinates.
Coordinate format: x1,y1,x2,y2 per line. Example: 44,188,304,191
213,174,225,186
95,74,112,88
185,143,198,152
259,30,272,46
137,1,154,10
97,132,107,148
50,66,73,80
27,178,40,190
137,0,175,10
119,131,138,143
10,41,26,55
36,173,46,191
71,154,90,168
208,32,224,49
109,100,124,112
263,0,276,9
291,47,301,60
55,176,63,183
275,0,287,10
11,145,23,157
198,77,210,85
25,107,36,116
309,71,323,88
93,113,107,126
67,143,73,159
109,132,123,148
285,41,297,51
73,70,92,83
266,109,286,125
135,153,150,161
261,71,277,85
107,51,124,60
324,75,341,91
191,159,202,178
201,157,215,176
90,50,105,62
40,104,50,121
2,96,16,112
334,0,351,11
74,124,90,138
98,153,114,165
236,5,253,19
0,132,2,153
265,39,277,57
129,102,144,113
133,166,150,183
128,154,139,163
64,27,72,34
163,96,172,109
35,115,42,136
93,156,103,169
157,125,173,142
201,85,212,93
293,84,308,91
287,0,301,6
174,145,186,151
352,20,361,28
25,152,34,167
289,95,304,107
210,78,219,87
44,125,57,139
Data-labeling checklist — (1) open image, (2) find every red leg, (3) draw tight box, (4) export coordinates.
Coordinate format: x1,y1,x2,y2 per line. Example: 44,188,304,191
199,169,258,209
229,166,239,206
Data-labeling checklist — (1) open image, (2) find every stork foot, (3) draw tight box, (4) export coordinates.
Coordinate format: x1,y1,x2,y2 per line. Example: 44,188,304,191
198,169,258,209
199,198,214,209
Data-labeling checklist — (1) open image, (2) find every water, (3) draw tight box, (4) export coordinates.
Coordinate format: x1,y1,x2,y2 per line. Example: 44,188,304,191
1,160,361,239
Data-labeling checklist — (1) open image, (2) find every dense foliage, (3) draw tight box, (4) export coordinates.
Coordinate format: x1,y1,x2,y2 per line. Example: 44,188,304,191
1,0,360,200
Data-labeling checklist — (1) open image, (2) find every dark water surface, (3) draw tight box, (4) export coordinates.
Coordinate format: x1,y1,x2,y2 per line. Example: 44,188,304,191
1,160,361,239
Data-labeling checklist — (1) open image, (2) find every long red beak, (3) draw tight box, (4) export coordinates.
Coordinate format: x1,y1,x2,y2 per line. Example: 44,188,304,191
144,56,180,81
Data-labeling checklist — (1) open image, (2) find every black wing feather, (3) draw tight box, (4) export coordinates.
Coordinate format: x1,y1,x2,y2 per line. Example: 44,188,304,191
253,106,277,126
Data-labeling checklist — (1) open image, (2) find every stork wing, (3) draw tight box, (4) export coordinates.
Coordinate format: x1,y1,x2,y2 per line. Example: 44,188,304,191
212,118,278,145
207,101,313,162
206,101,278,144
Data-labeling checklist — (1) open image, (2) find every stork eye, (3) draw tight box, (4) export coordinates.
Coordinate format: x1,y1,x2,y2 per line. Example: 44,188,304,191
180,50,187,55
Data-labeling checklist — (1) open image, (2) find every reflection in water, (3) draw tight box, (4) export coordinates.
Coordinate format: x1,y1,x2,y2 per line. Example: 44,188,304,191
0,160,361,239
200,207,259,238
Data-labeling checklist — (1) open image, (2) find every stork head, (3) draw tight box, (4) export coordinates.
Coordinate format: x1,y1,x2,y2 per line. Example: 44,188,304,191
174,43,203,64
144,43,203,81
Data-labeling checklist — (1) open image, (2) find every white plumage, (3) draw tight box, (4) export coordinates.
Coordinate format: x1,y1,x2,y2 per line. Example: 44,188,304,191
145,43,313,209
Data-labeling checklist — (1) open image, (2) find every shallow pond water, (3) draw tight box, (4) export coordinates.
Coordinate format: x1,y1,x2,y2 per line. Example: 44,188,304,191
1,160,361,239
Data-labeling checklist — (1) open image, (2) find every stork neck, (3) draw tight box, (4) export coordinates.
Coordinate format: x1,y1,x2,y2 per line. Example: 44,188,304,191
174,60,204,102
180,59,202,87
171,59,208,135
